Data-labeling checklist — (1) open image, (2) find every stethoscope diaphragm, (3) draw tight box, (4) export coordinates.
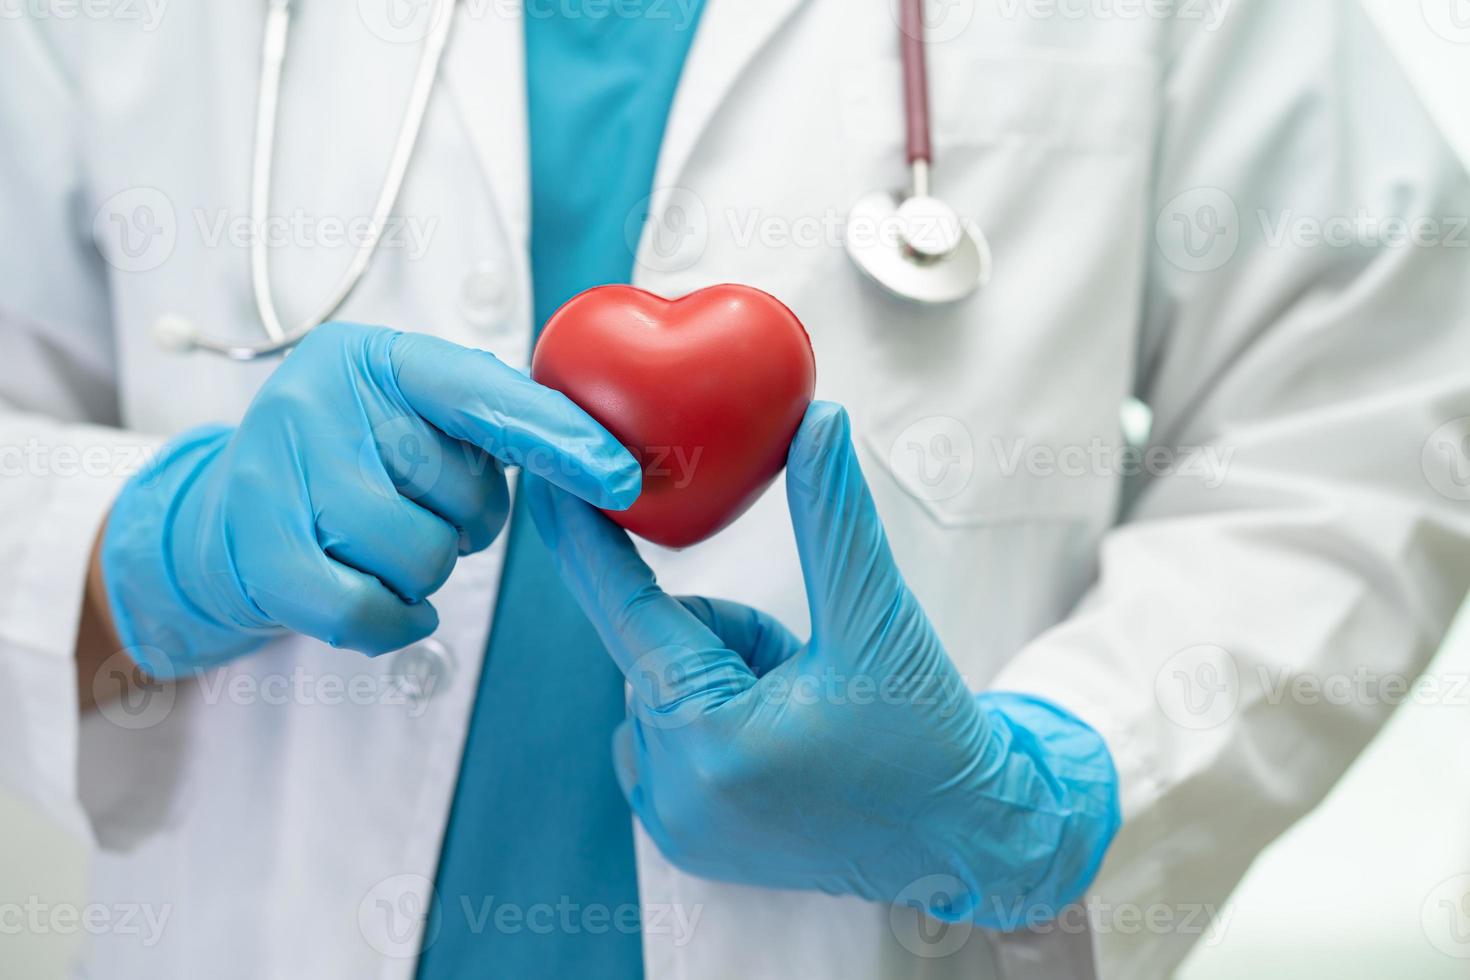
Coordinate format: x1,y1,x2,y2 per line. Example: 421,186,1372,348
842,0,990,306
845,181,992,305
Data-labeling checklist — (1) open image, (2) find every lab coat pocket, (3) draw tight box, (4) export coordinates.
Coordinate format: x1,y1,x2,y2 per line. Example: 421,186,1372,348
842,51,1157,531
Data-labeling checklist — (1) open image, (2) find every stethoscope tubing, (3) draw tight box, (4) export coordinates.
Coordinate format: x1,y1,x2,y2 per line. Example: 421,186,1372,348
178,0,976,359
900,0,932,170
185,0,455,360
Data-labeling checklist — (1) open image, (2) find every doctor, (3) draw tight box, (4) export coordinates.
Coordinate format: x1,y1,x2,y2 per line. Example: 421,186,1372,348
3,1,1470,978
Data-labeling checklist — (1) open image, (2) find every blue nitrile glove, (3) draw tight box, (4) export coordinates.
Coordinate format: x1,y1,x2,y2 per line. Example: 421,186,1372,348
526,400,1120,928
102,322,641,680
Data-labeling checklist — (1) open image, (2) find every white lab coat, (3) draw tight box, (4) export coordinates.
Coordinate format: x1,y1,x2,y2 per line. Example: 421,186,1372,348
3,0,1469,977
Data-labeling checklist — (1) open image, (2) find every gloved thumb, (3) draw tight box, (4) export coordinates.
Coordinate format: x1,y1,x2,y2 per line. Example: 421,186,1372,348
676,596,803,677
784,402,907,648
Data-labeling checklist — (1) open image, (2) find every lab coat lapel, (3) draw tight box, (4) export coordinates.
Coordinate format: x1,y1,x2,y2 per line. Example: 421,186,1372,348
652,0,813,197
439,0,530,250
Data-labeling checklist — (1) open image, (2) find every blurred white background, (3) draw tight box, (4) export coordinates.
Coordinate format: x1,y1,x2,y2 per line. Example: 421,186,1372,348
2,2,1468,977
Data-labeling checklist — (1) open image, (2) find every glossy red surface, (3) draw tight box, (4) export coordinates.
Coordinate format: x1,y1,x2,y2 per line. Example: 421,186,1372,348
532,284,816,548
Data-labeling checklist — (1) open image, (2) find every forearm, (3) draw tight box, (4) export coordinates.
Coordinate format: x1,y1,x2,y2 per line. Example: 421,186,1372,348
76,514,134,713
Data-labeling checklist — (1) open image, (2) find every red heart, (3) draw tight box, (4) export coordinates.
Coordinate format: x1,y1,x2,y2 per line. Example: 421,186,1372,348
532,284,816,549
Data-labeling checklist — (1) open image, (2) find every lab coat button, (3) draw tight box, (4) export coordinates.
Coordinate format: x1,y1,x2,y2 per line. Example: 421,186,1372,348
391,637,455,706
459,263,509,330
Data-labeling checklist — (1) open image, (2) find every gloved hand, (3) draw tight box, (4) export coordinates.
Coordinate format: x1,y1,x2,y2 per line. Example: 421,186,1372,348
103,321,641,680
527,401,1120,928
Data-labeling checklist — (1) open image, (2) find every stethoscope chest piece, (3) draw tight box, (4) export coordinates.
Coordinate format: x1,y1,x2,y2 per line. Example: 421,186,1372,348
845,187,991,305
844,0,990,307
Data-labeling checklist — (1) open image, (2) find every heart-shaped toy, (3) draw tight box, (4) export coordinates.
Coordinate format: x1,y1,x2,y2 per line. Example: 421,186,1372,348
532,284,816,548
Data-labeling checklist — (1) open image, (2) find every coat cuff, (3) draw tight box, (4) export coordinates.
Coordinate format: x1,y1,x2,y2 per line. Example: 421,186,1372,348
0,423,161,842
990,650,1180,980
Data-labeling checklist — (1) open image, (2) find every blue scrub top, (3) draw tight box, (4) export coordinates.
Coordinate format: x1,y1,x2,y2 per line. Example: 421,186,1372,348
416,4,706,978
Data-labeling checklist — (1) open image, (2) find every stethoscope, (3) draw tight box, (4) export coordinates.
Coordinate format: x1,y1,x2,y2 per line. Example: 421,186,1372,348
844,0,991,305
155,0,456,359
160,0,987,360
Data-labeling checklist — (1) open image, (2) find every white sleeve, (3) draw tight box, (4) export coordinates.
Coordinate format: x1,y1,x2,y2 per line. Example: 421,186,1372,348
991,1,1470,976
0,16,165,844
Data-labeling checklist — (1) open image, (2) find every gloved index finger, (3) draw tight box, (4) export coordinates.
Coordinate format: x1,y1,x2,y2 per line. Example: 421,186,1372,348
785,401,909,646
526,478,756,723
388,332,642,511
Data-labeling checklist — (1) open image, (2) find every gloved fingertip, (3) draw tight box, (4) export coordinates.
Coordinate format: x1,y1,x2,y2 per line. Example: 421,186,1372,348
785,402,852,510
379,325,428,382
806,399,849,433
352,598,439,658
394,600,441,655
599,451,644,512
788,401,850,473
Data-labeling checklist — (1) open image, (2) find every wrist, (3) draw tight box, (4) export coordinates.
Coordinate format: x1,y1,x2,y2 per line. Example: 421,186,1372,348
102,425,273,678
936,692,1121,930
